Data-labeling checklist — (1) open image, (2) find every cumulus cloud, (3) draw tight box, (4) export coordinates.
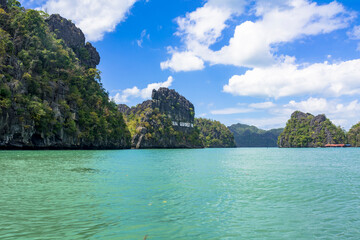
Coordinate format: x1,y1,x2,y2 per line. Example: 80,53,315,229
348,25,360,39
283,97,360,129
160,52,205,72
285,97,329,113
234,97,360,130
161,0,352,71
160,0,246,71
223,59,360,98
112,76,173,103
40,0,138,41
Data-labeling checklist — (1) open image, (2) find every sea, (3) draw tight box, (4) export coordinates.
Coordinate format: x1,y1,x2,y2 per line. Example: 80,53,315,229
1,148,359,239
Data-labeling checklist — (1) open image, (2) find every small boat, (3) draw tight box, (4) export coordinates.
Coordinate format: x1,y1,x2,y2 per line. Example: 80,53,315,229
324,144,350,148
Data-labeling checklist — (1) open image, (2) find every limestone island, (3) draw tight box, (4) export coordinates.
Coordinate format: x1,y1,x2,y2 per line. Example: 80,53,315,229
0,1,236,149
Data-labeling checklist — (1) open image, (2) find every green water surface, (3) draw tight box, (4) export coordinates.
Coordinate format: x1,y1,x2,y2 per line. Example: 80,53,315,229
1,148,360,239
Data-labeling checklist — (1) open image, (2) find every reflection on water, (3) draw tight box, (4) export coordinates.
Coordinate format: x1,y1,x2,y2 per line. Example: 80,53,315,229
70,167,99,173
1,149,360,239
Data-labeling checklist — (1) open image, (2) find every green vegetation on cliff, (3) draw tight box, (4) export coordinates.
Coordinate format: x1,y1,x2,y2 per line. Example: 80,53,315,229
278,111,346,148
119,88,203,149
0,2,130,148
347,122,360,147
120,88,235,149
123,105,202,149
228,123,283,147
195,118,235,148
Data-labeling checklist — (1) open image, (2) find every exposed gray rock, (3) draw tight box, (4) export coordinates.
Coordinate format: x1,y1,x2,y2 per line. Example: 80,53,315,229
84,42,100,69
310,114,326,125
119,88,202,149
278,111,346,148
152,88,195,125
46,14,85,49
117,104,130,114
46,14,100,68
0,10,130,150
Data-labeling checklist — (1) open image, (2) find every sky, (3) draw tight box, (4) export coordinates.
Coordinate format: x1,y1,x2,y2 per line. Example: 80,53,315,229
20,0,360,130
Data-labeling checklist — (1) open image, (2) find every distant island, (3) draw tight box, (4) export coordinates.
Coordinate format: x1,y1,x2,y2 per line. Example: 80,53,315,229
1,2,359,150
278,111,360,148
118,87,236,149
228,123,283,147
0,2,235,149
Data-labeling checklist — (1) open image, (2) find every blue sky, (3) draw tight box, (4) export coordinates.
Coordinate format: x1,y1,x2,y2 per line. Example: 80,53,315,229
21,0,360,129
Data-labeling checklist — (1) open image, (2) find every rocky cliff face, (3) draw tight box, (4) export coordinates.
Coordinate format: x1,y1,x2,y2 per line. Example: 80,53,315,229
119,88,202,149
45,14,100,68
152,88,195,125
0,5,130,149
278,111,346,148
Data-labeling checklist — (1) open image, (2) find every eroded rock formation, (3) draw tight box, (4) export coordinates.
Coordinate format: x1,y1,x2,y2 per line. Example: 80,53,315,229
119,88,202,149
0,6,130,149
278,111,346,148
46,14,100,68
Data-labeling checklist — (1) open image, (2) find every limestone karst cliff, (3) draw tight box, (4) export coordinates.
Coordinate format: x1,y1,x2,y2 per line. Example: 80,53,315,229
0,1,236,150
45,14,100,68
0,2,131,149
278,111,346,148
119,88,203,148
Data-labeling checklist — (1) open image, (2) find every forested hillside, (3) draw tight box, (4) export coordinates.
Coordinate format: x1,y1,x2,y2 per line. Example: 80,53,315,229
278,111,346,148
0,1,131,149
228,123,283,147
195,118,236,148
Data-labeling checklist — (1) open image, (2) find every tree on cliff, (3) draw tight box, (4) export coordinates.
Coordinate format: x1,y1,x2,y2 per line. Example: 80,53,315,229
347,122,360,147
195,118,236,148
119,88,203,149
0,2,131,148
228,123,283,147
278,111,346,148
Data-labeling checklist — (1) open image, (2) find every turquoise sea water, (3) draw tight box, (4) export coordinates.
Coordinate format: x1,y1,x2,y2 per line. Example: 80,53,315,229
0,148,360,239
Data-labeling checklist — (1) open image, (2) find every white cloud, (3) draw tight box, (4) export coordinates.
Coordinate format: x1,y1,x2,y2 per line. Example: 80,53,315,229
160,52,205,72
285,97,328,113
210,108,253,115
348,25,360,39
234,97,360,130
283,97,360,129
161,0,352,71
41,0,138,41
112,76,173,103
137,29,150,47
224,59,360,98
249,101,276,109
160,0,246,71
175,1,241,47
